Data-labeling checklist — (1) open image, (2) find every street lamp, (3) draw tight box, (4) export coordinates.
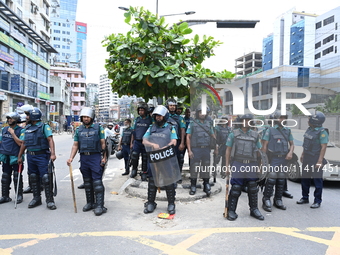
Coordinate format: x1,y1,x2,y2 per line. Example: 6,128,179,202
175,19,260,29
118,6,195,18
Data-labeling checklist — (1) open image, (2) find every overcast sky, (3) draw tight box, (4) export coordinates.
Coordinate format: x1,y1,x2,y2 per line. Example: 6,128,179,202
76,0,340,84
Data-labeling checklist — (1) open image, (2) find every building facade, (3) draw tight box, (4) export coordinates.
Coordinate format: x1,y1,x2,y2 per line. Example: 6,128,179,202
99,73,118,121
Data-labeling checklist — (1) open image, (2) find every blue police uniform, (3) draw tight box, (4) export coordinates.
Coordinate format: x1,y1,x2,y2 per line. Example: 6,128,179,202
261,125,294,211
74,123,105,180
0,125,25,203
169,113,186,174
121,126,133,175
300,126,328,205
130,115,152,180
20,121,56,209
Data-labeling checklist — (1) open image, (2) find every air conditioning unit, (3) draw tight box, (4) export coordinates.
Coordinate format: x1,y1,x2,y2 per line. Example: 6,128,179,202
34,6,39,14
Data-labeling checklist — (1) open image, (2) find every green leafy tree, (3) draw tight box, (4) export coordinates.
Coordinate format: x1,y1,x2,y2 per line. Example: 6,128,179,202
103,6,235,102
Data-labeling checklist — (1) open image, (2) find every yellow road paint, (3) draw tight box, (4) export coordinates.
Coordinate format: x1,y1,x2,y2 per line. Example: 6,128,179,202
1,227,339,255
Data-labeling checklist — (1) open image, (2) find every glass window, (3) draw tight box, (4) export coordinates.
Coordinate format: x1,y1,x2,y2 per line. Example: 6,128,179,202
27,60,37,78
39,66,48,83
40,48,47,61
0,70,9,90
27,80,37,97
13,51,25,72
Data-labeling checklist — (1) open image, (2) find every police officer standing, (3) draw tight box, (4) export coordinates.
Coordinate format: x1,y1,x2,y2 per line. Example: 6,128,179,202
0,112,24,204
261,110,295,212
118,119,133,176
225,114,264,221
186,104,217,197
215,116,231,179
297,111,328,209
142,105,178,215
130,102,152,181
17,107,57,210
67,107,107,216
166,99,186,179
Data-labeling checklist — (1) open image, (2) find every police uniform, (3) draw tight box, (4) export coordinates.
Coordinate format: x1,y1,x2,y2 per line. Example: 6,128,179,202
74,123,107,215
0,124,24,204
215,124,231,178
130,115,152,180
120,126,133,175
226,127,264,221
143,120,178,215
20,120,56,210
261,125,294,211
298,126,328,208
186,117,214,196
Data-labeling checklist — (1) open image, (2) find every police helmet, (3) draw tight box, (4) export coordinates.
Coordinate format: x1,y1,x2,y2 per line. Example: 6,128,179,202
108,122,114,127
177,102,184,109
239,113,253,120
18,104,34,114
308,111,325,127
152,105,169,121
80,107,95,121
137,102,148,113
27,107,42,121
19,113,27,123
148,104,155,114
6,112,20,123
115,150,123,160
195,104,210,113
221,115,229,120
273,110,292,119
165,98,177,109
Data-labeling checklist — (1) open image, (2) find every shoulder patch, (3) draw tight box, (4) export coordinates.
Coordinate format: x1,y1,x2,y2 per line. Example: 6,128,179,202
321,134,326,137
172,129,176,134
47,127,51,131
101,130,104,134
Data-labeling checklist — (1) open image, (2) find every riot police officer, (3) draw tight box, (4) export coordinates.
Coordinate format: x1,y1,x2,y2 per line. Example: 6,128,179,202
166,99,186,180
225,114,264,221
0,112,24,204
142,105,178,215
67,107,107,216
261,110,295,212
297,111,328,209
118,119,133,176
176,102,184,115
215,116,231,179
130,102,152,181
17,107,57,210
186,104,217,197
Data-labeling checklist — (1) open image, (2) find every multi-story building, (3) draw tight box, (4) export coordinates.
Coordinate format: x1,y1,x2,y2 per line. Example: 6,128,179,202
86,82,98,107
0,0,57,122
50,62,86,122
49,74,70,122
50,0,87,77
99,74,118,121
235,51,262,77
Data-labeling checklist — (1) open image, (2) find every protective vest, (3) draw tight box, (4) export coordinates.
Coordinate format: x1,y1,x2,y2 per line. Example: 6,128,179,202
217,126,231,145
78,124,101,153
303,127,325,156
168,114,180,140
190,120,211,147
0,126,22,156
24,123,49,150
267,127,290,156
134,116,152,140
231,129,258,161
149,124,172,148
122,127,132,144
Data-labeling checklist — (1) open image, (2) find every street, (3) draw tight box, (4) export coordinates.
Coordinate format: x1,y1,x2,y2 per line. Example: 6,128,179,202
0,134,339,255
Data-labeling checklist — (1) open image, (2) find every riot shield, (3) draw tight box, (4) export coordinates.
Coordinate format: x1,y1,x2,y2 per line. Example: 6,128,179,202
257,150,269,183
143,132,181,187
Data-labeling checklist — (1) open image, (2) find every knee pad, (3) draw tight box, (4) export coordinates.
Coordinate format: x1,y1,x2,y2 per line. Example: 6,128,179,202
267,172,278,179
41,174,49,185
93,180,104,193
247,181,258,193
230,185,242,197
130,151,139,168
277,172,286,179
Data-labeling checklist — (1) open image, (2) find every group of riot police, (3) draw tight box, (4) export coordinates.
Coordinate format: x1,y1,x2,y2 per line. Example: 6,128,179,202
0,100,329,219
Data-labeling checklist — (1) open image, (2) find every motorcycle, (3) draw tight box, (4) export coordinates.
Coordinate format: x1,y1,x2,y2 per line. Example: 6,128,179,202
106,134,120,158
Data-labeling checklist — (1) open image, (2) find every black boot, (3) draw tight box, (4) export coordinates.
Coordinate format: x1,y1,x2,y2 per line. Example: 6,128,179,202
78,183,85,189
130,169,137,178
227,185,242,221
248,181,264,220
144,177,157,214
23,175,32,193
274,178,286,210
0,172,12,204
122,160,130,176
13,171,23,204
140,172,147,182
189,178,197,195
283,178,293,198
262,176,276,212
83,178,94,212
42,174,57,210
141,153,148,181
203,178,211,197
165,184,176,215
93,179,107,216
28,174,42,208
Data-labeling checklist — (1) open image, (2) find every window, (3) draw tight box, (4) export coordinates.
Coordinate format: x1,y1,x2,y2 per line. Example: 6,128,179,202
0,43,9,53
53,30,60,33
323,16,334,26
39,84,48,93
81,92,85,97
316,21,322,29
315,41,321,49
17,8,22,18
298,68,309,87
67,73,71,77
53,44,60,48
323,34,334,45
50,87,54,94
73,92,79,96
315,53,321,60
27,80,37,97
53,37,60,41
28,39,38,55
40,48,47,61
27,60,37,78
74,74,79,78
322,46,334,56
39,66,48,83
19,77,25,94
13,51,25,72
0,70,9,90
73,102,79,106
252,83,259,96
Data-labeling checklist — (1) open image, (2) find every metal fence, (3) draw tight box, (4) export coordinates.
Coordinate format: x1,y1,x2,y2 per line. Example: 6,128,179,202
328,130,340,147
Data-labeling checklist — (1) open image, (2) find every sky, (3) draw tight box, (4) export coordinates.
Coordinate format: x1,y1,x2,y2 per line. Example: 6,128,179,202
76,0,340,84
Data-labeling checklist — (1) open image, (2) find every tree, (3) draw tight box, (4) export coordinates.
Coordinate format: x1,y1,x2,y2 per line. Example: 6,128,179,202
103,6,235,102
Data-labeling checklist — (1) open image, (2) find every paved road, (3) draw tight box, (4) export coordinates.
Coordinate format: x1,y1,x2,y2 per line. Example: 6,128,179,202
0,134,339,255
